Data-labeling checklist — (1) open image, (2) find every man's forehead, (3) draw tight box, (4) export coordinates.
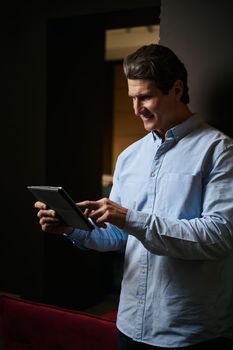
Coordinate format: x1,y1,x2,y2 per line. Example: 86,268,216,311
127,79,155,94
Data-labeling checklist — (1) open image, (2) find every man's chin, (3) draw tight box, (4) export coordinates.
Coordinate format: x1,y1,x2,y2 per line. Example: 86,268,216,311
141,116,157,131
143,121,157,132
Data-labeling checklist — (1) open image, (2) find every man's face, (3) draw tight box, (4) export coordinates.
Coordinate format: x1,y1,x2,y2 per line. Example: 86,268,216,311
127,79,181,137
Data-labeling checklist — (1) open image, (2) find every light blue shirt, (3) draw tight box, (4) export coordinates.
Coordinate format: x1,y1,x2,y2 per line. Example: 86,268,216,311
69,114,233,347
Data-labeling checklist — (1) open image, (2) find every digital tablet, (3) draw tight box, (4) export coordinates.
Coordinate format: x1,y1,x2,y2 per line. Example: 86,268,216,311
27,185,94,231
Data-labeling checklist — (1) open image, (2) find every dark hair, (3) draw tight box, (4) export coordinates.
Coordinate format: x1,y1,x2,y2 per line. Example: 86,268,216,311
123,44,189,104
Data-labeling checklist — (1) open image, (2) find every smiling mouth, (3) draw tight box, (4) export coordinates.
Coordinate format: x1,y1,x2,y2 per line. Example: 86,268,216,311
141,114,154,119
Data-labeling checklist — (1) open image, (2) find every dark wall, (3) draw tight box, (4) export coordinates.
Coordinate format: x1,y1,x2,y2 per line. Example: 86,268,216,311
0,0,160,308
1,5,47,300
160,0,233,137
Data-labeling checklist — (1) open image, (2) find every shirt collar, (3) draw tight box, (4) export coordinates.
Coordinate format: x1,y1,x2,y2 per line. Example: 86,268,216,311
152,114,203,143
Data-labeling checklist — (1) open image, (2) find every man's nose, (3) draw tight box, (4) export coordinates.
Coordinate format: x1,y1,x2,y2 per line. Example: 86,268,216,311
133,99,142,116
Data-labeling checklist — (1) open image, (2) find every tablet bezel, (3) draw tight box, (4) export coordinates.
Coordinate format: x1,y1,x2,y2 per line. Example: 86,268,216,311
27,185,94,231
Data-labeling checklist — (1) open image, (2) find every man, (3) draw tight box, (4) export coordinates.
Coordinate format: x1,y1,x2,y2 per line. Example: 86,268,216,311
35,44,233,349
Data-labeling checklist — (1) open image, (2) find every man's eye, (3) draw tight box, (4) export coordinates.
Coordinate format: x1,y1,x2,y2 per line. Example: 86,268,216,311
140,96,151,101
132,96,151,102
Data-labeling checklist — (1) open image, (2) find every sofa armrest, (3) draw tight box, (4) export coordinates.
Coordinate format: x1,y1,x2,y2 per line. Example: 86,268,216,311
0,294,118,350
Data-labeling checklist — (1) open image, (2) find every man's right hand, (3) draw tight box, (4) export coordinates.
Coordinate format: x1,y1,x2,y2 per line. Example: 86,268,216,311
34,201,74,235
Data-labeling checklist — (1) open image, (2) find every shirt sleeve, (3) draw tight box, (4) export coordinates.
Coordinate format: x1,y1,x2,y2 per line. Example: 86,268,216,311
66,223,127,252
124,144,233,260
66,159,127,252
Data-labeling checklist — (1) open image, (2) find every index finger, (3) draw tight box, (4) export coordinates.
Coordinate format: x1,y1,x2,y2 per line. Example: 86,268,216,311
34,201,47,210
76,200,93,208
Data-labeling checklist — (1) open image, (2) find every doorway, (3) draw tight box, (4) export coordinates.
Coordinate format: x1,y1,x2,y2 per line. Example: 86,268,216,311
105,25,160,177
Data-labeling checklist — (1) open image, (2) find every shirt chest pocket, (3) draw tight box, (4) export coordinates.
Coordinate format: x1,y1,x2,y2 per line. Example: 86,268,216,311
155,173,202,219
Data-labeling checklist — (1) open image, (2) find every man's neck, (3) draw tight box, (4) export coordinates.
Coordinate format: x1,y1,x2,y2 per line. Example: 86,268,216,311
154,105,193,141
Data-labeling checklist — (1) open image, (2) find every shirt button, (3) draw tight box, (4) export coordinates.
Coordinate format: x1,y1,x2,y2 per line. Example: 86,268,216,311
151,171,155,177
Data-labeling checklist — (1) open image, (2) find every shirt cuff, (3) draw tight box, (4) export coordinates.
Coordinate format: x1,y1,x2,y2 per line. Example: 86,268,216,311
65,228,91,250
124,209,148,237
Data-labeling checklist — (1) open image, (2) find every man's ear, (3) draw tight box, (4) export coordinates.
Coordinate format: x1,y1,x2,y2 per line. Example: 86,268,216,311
173,80,184,101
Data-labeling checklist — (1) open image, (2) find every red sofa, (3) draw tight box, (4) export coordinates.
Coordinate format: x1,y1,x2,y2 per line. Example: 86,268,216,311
0,294,118,349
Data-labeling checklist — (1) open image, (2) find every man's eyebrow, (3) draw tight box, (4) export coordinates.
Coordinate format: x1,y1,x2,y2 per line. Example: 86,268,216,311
128,91,151,97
